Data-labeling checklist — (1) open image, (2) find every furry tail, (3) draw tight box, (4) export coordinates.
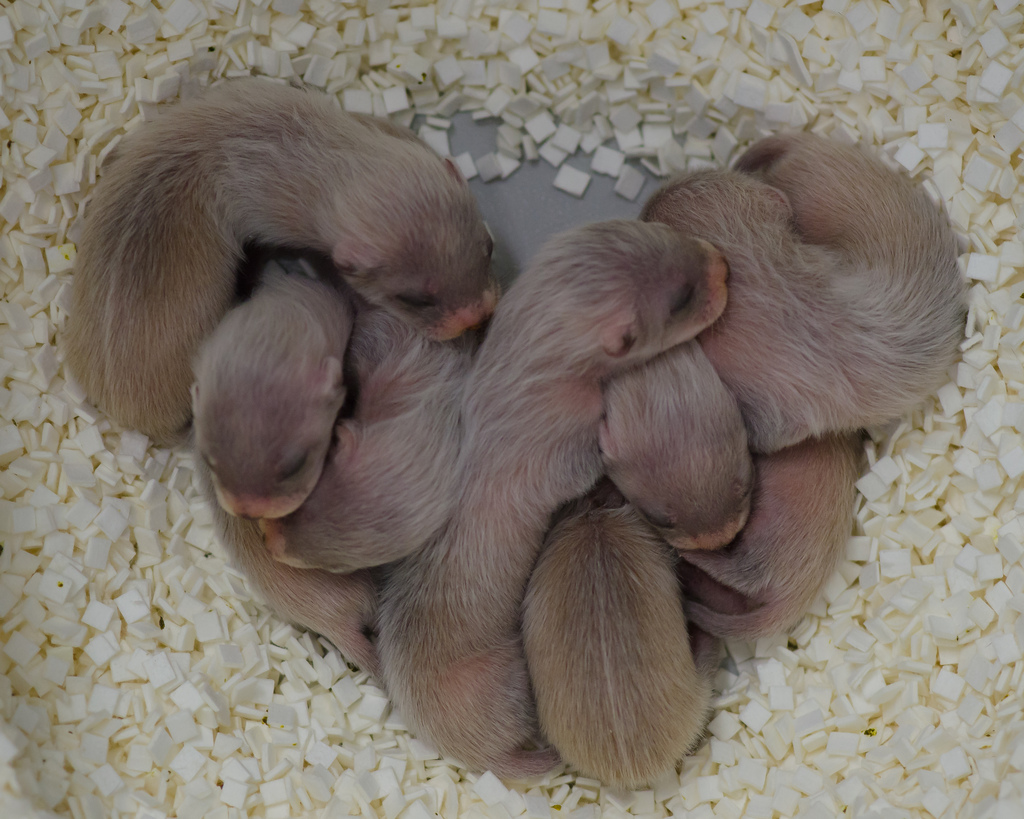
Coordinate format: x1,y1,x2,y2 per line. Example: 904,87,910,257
64,194,242,443
199,459,382,680
326,625,381,681
684,598,799,642
488,747,561,780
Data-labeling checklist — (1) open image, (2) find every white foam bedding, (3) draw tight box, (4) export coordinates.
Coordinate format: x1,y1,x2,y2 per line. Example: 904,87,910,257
1,1,1023,817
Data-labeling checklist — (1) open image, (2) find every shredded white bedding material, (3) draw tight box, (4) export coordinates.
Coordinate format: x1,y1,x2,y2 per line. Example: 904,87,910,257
1,1,1023,817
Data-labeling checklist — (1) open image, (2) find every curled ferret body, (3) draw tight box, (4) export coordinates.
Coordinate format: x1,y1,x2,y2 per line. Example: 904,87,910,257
523,480,713,788
196,459,379,677
600,343,752,552
376,220,730,779
263,302,476,573
192,264,353,521
642,132,967,454
64,77,497,444
678,432,865,640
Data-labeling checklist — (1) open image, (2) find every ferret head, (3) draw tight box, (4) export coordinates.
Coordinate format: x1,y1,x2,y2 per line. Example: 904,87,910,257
192,330,346,521
261,424,380,573
263,411,456,572
604,447,753,552
600,352,754,552
331,156,500,342
496,220,729,377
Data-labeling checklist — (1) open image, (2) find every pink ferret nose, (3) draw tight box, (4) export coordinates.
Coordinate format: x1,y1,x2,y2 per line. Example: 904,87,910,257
215,485,304,520
669,511,748,553
432,289,499,340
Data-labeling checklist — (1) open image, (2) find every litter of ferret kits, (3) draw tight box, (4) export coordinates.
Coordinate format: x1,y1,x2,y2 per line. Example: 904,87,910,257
2,0,1024,818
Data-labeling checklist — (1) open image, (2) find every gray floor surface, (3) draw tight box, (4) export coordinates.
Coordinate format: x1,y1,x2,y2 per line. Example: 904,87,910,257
448,113,652,287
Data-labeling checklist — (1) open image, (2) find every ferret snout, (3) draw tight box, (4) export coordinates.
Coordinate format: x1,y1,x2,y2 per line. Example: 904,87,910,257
215,485,306,520
431,288,500,340
666,507,749,553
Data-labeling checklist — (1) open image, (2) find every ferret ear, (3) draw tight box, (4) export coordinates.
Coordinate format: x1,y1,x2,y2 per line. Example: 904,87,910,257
444,156,468,187
765,185,791,213
190,382,200,407
597,416,617,460
319,357,344,400
334,422,358,459
600,312,638,358
732,136,788,174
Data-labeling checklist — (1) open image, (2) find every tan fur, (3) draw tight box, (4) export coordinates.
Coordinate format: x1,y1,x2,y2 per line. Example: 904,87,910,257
678,432,865,640
263,301,475,572
64,78,497,443
196,458,379,676
376,221,730,779
192,263,354,520
642,132,967,454
523,482,712,787
601,343,752,551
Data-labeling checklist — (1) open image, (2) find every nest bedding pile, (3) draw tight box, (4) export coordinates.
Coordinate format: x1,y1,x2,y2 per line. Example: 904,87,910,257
2,0,1024,817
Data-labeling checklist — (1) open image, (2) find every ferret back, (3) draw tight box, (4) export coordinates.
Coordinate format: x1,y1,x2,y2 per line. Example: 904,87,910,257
524,487,711,787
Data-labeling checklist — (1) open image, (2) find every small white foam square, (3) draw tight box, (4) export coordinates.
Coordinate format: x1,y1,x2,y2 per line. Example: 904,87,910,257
614,165,645,201
552,165,591,197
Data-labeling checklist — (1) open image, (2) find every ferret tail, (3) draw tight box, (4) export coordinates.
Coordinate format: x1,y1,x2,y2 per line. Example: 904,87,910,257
687,622,723,681
488,747,562,781
331,629,381,682
63,186,243,443
684,599,797,642
731,135,790,175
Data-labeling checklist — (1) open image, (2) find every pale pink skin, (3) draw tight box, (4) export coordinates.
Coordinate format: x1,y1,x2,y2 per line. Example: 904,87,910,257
64,78,496,444
377,220,729,779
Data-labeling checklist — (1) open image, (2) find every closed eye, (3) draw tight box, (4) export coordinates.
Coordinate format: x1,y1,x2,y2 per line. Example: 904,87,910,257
278,452,308,482
395,292,437,309
641,509,674,530
669,284,695,316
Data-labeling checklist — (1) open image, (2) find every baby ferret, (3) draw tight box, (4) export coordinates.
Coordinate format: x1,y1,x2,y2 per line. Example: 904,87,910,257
678,432,864,640
192,263,353,521
376,220,729,779
642,132,966,454
196,459,379,676
523,479,713,788
263,301,476,573
600,342,752,551
64,78,497,444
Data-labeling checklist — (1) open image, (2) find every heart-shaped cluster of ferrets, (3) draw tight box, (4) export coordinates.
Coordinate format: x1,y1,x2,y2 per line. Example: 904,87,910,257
64,79,967,788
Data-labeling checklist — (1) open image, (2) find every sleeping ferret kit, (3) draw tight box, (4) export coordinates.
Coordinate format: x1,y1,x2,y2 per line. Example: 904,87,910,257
1,1,1024,818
